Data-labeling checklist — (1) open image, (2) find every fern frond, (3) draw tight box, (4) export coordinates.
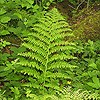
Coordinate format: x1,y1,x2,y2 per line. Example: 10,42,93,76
17,58,43,71
30,33,50,45
48,53,77,63
24,37,48,51
50,41,75,48
22,83,41,89
20,67,35,76
46,72,70,79
48,61,77,69
18,52,46,66
17,8,77,94
32,28,51,39
22,43,47,57
44,83,61,91
49,45,76,55
33,24,50,32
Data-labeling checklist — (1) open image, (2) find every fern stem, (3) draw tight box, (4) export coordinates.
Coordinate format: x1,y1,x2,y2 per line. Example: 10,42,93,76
43,45,50,94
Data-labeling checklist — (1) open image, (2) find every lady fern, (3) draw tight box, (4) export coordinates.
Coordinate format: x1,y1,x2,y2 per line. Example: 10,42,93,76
17,8,77,95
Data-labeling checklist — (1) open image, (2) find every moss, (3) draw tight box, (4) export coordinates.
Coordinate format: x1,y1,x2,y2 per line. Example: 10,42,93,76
72,10,100,41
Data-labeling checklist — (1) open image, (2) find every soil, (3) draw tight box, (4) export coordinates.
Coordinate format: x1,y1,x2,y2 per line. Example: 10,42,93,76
49,0,75,19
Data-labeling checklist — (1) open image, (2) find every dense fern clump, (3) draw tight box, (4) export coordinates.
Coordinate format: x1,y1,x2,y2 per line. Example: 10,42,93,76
17,8,77,95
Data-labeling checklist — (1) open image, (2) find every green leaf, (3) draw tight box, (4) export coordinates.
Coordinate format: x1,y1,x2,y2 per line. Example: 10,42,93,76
0,8,6,15
92,76,100,87
13,13,22,19
32,5,39,12
87,82,97,88
27,0,34,4
1,17,11,23
89,62,97,69
10,87,20,95
69,0,77,5
1,30,10,35
87,82,100,89
87,76,100,89
0,0,4,4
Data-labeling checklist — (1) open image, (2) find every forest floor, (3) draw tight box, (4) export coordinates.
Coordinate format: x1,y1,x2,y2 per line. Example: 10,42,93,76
49,0,100,41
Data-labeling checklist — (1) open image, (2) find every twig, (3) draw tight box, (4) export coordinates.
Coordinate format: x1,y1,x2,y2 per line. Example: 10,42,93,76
76,0,86,10
68,4,76,10
87,0,90,9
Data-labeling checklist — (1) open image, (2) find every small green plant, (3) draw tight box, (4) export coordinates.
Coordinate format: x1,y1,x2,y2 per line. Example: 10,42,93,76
0,39,11,80
87,76,100,89
0,39,11,49
0,39,26,100
24,87,100,100
0,0,45,39
57,87,100,100
15,8,77,97
67,40,100,94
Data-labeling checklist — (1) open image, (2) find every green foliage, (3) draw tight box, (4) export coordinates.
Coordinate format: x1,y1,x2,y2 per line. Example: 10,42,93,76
0,39,11,78
1,88,99,100
0,0,45,38
57,87,100,100
23,87,100,100
0,0,100,99
67,40,100,93
0,39,26,100
87,76,100,89
16,8,77,96
0,39,10,49
73,11,100,41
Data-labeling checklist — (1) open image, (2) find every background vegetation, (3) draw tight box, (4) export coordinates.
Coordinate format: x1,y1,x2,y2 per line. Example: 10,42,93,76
0,0,100,100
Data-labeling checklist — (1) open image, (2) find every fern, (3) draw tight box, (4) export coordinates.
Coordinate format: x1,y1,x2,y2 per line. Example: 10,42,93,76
17,8,77,95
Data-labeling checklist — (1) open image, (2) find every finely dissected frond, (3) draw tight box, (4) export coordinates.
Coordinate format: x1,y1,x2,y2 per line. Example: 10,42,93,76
17,8,77,93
